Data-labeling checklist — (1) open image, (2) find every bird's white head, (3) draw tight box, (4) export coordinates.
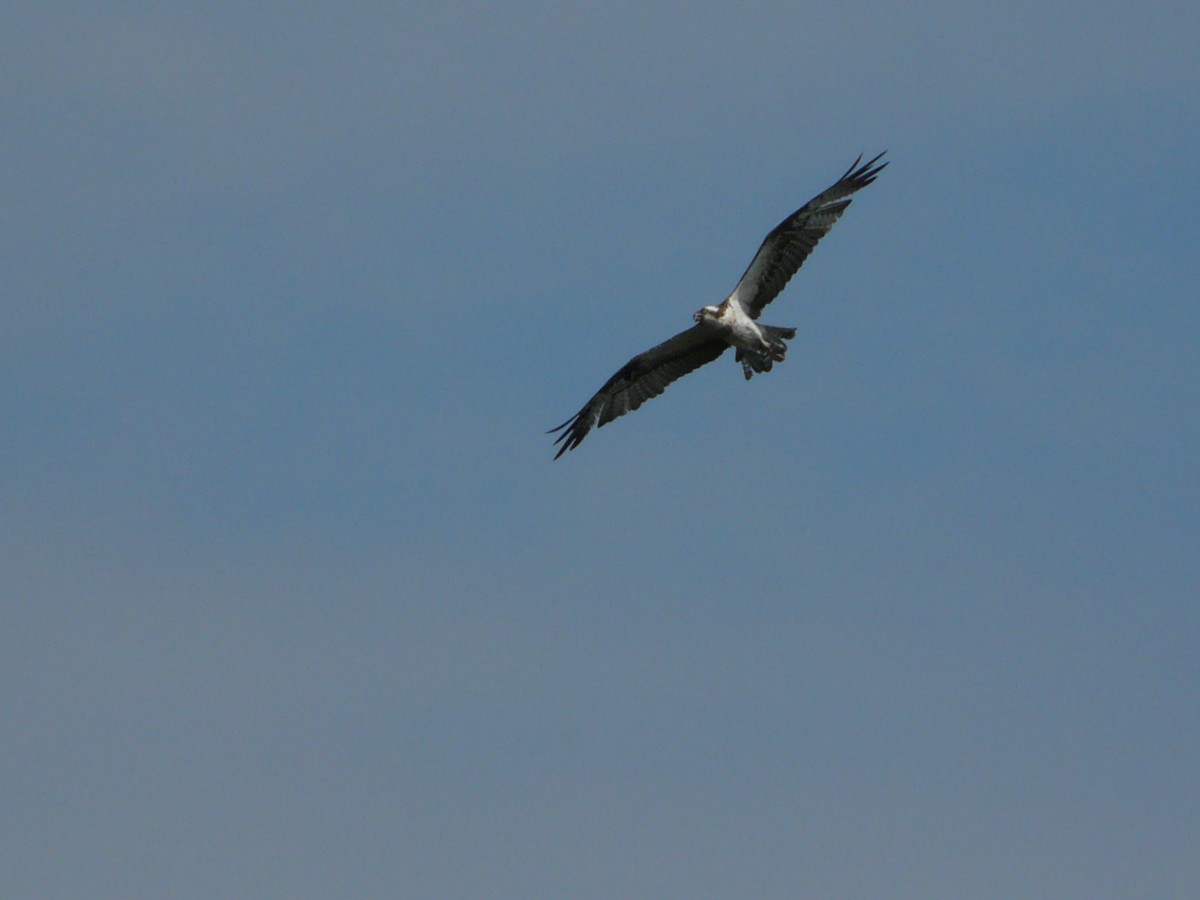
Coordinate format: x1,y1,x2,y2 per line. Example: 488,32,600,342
693,305,720,324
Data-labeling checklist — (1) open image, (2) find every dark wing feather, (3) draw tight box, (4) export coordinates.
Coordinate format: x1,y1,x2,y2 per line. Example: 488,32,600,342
549,325,728,458
731,152,887,318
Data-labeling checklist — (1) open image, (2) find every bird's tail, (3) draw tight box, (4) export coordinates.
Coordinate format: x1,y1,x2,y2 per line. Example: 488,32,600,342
762,325,797,356
736,325,797,380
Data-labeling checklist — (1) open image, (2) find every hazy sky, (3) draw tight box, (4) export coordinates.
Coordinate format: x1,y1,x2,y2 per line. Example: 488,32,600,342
4,4,1197,897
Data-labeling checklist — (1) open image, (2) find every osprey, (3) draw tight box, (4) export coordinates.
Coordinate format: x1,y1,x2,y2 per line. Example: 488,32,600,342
550,152,886,459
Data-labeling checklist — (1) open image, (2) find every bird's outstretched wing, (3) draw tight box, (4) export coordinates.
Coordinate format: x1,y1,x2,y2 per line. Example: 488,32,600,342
549,325,728,459
730,152,887,319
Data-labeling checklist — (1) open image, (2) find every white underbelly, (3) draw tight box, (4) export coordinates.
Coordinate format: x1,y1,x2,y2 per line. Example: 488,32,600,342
720,307,766,351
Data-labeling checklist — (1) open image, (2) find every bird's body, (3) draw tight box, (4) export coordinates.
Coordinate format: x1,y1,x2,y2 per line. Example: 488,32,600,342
695,299,797,380
697,300,765,356
551,152,886,458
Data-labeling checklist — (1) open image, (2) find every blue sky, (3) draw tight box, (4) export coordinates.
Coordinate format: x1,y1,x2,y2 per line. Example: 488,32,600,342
3,3,1197,897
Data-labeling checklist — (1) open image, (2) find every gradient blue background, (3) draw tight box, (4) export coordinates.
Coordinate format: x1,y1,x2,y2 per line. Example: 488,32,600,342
4,4,1197,897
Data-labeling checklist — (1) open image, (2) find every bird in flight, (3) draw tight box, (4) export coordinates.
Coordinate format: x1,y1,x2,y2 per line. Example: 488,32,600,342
550,152,887,459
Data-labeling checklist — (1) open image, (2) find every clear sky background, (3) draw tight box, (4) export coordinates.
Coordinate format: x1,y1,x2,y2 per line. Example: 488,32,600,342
4,4,1197,898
